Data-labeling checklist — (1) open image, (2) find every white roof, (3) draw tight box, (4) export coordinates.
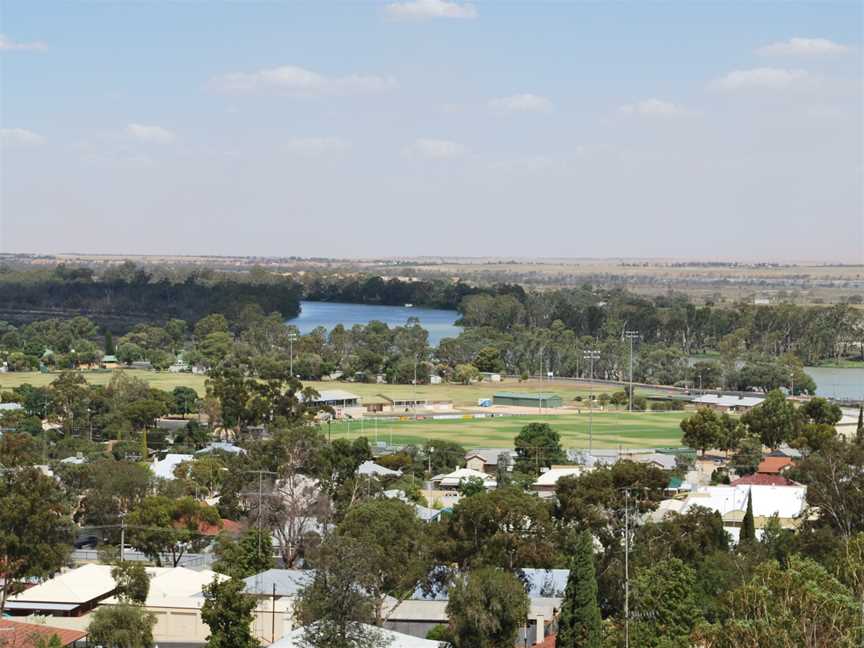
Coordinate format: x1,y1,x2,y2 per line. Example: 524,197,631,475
693,394,764,408
270,623,441,648
151,453,194,480
0,402,23,411
356,460,402,477
533,466,584,487
312,390,361,403
681,484,807,519
101,567,227,608
435,467,496,488
9,564,169,605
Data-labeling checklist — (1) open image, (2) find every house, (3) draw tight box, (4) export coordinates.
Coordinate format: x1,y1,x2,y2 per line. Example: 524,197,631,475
431,467,496,491
100,354,119,368
382,568,565,644
567,448,622,468
757,456,793,475
533,466,585,498
464,449,515,475
493,392,563,408
196,442,245,456
356,460,402,478
692,394,764,412
4,564,167,617
0,402,24,413
0,619,87,647
150,453,194,480
270,623,441,647
102,567,291,645
731,473,796,487
628,452,678,471
674,483,808,542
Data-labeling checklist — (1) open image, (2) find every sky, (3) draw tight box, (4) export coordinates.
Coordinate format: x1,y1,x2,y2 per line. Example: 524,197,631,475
0,0,862,262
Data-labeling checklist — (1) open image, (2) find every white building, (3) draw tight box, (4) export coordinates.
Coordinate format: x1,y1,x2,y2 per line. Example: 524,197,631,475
150,453,194,480
532,466,586,498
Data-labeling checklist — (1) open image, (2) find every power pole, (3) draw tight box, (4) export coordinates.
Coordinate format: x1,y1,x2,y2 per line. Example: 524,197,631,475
243,469,279,562
120,514,127,563
625,331,639,413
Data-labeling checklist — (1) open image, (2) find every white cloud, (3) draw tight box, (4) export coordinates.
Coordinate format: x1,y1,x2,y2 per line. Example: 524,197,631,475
0,128,45,145
285,137,350,156
0,34,47,51
126,123,176,143
385,0,477,20
757,37,849,57
489,93,553,113
709,67,809,92
210,65,397,95
618,98,689,117
408,138,468,159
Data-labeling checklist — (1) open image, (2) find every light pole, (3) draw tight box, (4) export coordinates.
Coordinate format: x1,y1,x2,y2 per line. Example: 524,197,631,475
625,331,639,413
624,488,630,648
583,350,600,453
287,332,297,378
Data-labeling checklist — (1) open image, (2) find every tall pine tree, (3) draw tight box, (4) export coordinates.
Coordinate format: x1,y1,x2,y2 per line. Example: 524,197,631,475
104,329,115,355
557,530,602,648
740,490,756,544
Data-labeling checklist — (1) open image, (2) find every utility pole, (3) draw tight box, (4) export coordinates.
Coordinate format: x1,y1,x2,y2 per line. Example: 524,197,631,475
120,514,127,562
243,469,279,562
625,331,639,413
584,350,600,453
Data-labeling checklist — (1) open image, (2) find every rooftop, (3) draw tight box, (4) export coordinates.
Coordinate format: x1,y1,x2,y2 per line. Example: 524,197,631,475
757,456,794,474
693,394,764,408
243,569,313,597
0,619,87,647
731,474,796,487
494,392,561,400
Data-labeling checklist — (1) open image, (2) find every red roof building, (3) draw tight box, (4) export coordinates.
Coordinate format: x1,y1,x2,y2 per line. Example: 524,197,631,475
0,619,87,647
731,473,796,486
757,456,793,475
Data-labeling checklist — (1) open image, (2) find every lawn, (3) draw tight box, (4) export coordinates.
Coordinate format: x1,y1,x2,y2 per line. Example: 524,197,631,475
324,411,688,450
0,371,618,404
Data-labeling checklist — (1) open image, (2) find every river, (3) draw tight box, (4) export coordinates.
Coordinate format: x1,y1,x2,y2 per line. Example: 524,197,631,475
803,366,864,401
287,301,462,346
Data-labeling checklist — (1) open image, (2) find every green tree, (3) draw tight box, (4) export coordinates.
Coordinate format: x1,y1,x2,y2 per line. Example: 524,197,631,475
729,437,762,476
296,535,387,648
474,346,504,373
702,556,861,648
87,603,156,648
201,576,259,648
105,329,115,355
679,408,724,456
800,397,842,425
336,498,428,622
632,558,699,648
213,529,275,579
557,530,602,648
453,363,480,384
446,567,529,648
458,476,487,497
112,561,151,604
740,491,755,544
741,389,800,449
513,422,565,474
127,496,221,566
0,467,73,613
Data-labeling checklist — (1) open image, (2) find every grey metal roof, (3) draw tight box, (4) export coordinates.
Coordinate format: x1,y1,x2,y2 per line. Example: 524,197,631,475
243,569,313,597
409,568,569,601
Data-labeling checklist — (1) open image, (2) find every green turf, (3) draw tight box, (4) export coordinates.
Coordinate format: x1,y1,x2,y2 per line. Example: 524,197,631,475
0,371,618,404
323,411,688,449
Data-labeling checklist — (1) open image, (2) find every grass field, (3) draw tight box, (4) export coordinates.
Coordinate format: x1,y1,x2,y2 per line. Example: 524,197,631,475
0,371,620,404
325,411,687,449
0,370,686,448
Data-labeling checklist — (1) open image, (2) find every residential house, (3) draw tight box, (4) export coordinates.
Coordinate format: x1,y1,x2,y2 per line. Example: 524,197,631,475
0,619,87,647
150,453,194,480
532,466,585,498
464,448,515,475
356,460,402,478
270,623,441,647
757,456,793,475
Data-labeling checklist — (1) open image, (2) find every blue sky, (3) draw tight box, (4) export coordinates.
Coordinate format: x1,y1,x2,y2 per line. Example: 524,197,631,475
1,0,861,261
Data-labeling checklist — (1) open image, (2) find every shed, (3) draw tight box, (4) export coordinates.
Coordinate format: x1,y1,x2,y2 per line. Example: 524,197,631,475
493,392,562,408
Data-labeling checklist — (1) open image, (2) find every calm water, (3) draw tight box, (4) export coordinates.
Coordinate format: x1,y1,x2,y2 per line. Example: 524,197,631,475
287,301,462,345
804,367,864,401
